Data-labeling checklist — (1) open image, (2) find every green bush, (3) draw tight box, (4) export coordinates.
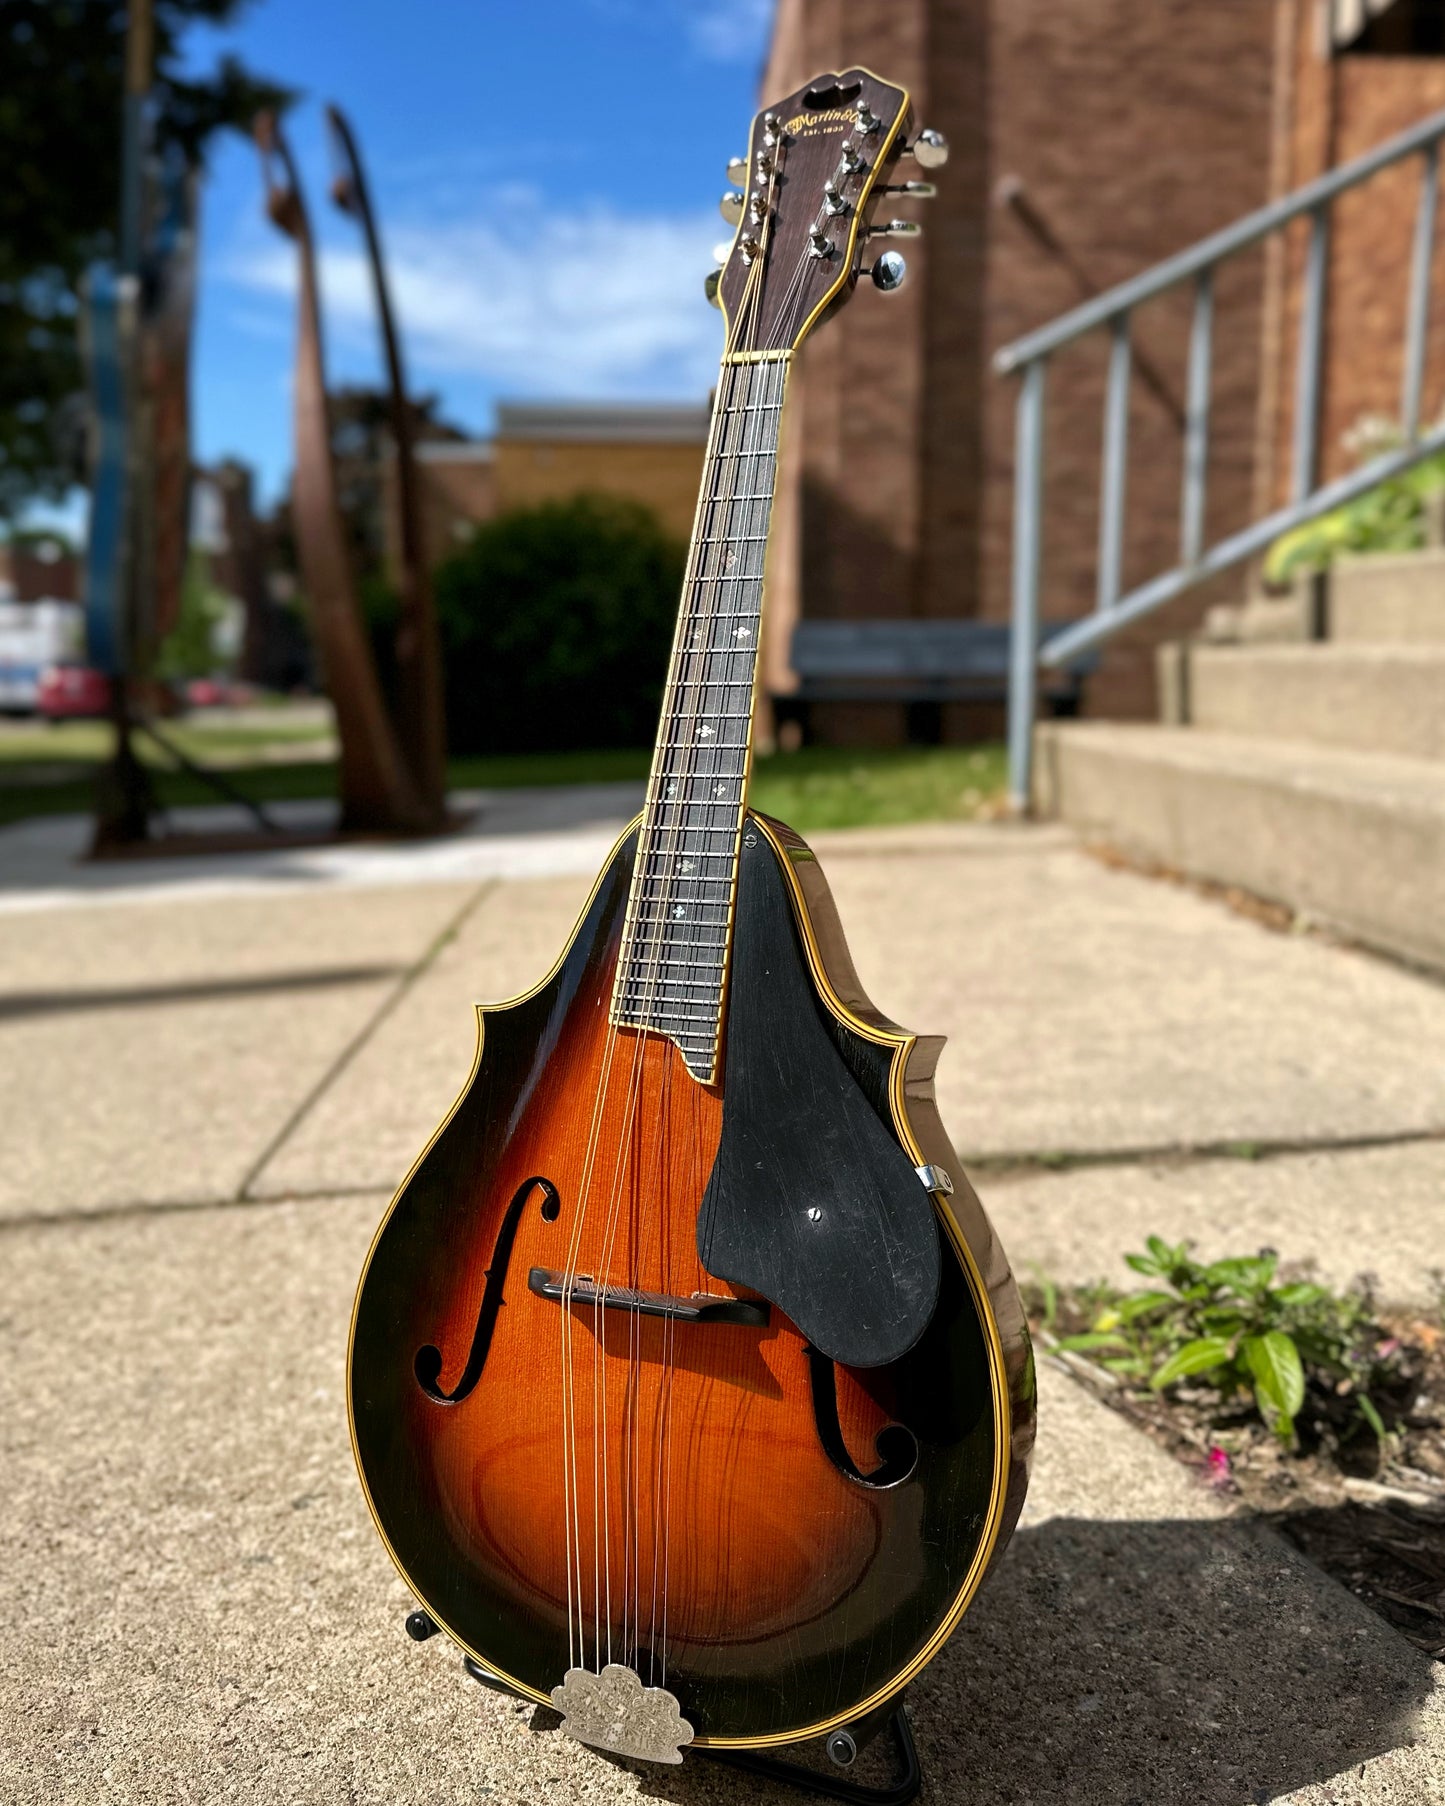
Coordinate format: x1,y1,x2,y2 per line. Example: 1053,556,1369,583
433,494,686,755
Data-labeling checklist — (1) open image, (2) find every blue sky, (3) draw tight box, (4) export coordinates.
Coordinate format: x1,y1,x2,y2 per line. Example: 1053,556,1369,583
180,0,774,506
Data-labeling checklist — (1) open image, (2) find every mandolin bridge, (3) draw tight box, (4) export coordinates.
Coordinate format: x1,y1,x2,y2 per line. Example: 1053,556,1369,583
526,1268,769,1327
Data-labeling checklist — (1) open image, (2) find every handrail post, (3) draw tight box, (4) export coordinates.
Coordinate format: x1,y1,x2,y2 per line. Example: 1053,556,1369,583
1181,268,1214,565
1096,314,1132,611
1292,205,1331,502
1008,359,1047,813
1402,138,1440,442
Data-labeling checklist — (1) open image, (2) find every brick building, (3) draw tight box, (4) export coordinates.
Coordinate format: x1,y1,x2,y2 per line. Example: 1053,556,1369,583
386,403,710,576
759,0,1445,744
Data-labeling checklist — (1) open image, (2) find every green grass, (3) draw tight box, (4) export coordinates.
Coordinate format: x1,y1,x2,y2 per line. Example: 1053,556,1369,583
0,714,335,768
0,728,1008,835
750,744,1007,832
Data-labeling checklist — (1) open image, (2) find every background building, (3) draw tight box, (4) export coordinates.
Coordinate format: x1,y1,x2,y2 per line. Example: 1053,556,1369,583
760,0,1445,744
385,402,710,576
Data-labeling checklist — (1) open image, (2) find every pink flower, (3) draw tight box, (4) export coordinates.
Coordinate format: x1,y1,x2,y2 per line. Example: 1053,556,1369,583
1205,1446,1233,1489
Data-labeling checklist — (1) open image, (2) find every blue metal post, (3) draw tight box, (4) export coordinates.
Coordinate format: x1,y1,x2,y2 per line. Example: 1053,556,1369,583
1402,141,1439,442
1008,359,1047,812
1292,206,1330,503
1096,314,1132,611
1181,268,1214,566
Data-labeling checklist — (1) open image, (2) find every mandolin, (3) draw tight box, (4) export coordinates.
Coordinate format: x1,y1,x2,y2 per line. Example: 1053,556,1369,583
349,68,1034,1766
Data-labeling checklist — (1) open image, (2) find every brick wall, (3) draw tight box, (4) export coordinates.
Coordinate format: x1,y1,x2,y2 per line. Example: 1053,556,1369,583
764,0,1279,737
1262,0,1445,503
492,439,705,542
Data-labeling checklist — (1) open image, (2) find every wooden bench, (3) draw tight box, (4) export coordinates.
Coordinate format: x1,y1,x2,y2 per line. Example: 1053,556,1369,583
783,620,1096,710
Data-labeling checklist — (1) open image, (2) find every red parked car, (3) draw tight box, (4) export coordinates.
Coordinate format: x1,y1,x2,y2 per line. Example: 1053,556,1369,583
36,664,111,721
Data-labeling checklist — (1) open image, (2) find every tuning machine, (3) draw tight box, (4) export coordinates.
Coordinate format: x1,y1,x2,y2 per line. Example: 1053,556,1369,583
881,181,938,200
869,219,922,240
726,155,747,186
704,269,722,309
905,128,949,169
868,251,907,293
719,190,744,226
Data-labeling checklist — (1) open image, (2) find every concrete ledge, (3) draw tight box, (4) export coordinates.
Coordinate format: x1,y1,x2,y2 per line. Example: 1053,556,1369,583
1331,547,1445,643
1190,645,1445,761
1034,723,1445,971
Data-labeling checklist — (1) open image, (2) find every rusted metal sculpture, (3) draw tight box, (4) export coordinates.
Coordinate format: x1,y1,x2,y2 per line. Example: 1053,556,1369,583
255,111,427,835
326,104,448,829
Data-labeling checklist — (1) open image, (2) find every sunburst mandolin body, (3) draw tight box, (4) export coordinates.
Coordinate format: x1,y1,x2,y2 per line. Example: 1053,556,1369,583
349,66,1033,1761
350,814,1033,1747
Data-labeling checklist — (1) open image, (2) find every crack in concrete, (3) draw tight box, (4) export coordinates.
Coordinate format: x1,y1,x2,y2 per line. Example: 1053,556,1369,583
8,1125,1445,1238
0,1181,394,1236
231,879,497,1204
971,1124,1445,1182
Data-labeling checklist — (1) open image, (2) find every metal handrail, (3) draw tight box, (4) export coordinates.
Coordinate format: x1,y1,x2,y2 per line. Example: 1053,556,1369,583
998,105,1445,810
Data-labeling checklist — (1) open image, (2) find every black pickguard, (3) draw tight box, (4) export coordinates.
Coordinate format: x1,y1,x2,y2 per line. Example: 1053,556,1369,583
696,831,941,1370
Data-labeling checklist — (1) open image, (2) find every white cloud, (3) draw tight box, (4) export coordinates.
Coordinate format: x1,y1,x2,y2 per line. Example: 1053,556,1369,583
222,194,725,403
584,0,773,65
687,0,774,63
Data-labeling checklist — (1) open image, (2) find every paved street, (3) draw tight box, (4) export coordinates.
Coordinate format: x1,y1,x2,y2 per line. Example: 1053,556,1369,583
3,797,1443,1804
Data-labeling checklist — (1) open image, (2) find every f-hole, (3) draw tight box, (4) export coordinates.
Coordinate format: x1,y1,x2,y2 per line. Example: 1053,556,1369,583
804,1346,918,1488
803,79,863,110
414,1176,560,1404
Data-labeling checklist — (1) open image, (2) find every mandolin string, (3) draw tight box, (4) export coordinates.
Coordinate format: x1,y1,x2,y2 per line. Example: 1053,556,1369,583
635,348,759,1679
648,214,832,1681
558,266,760,1674
574,327,756,1675
563,128,813,1680
639,319,767,1683
649,237,811,1684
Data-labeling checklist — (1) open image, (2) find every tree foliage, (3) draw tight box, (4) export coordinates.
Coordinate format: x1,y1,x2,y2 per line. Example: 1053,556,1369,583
0,0,287,518
433,495,686,756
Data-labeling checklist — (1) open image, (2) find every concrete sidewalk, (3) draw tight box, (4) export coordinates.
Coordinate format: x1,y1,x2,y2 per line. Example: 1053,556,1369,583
2,811,1442,1802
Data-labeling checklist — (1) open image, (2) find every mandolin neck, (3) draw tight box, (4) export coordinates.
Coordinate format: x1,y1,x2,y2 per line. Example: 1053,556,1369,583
609,348,792,1082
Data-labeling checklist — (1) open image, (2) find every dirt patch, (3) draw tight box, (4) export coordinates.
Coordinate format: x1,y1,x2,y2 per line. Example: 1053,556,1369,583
1034,1297,1445,1659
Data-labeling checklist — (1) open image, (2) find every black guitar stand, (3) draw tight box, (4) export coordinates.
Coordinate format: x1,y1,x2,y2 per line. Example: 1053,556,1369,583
693,1700,921,1805
407,1610,923,1805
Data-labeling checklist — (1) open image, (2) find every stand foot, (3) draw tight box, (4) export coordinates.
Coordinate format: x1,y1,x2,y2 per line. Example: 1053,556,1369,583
696,1703,921,1805
403,1613,922,1801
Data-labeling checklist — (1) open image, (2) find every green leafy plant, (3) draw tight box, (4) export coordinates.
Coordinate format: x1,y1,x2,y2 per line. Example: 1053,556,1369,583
1264,415,1445,584
1056,1236,1396,1447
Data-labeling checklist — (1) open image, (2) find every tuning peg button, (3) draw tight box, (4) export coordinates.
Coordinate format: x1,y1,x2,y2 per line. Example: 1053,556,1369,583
882,181,938,200
726,156,747,186
908,128,949,169
869,219,922,240
719,191,743,226
869,251,907,292
705,269,722,309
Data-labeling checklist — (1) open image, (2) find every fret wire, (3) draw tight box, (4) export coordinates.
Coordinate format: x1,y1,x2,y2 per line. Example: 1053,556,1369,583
621,940,726,956
616,984,723,998
614,1005,718,1025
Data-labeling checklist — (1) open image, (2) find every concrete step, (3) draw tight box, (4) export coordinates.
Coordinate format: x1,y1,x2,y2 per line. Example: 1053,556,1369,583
1034,723,1445,970
1188,644,1445,761
1201,589,1314,645
1331,547,1445,642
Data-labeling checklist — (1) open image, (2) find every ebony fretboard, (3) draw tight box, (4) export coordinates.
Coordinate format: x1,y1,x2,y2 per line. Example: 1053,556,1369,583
610,350,790,1080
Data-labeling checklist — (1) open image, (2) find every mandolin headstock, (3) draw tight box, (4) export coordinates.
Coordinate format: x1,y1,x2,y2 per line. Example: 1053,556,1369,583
713,69,943,356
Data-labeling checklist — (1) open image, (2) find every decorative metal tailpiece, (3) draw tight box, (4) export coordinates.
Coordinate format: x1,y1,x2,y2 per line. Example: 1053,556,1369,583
915,1163,954,1196
551,1664,694,1765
